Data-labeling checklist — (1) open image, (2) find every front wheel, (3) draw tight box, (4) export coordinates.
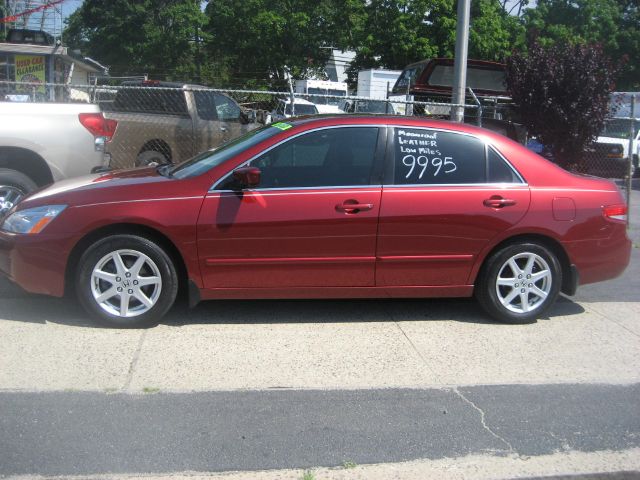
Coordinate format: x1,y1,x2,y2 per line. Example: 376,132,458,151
476,243,562,324
76,235,178,328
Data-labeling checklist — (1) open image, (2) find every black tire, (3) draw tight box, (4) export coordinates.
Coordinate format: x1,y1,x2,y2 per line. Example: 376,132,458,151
475,242,562,324
136,150,169,167
0,168,37,216
76,234,178,328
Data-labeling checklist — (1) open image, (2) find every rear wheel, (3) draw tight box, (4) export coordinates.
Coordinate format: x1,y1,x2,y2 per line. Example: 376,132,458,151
0,168,37,216
76,235,178,328
136,150,169,167
476,242,562,324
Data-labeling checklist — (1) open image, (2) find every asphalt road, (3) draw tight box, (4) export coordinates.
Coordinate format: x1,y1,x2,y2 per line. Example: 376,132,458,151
1,384,639,477
0,188,638,479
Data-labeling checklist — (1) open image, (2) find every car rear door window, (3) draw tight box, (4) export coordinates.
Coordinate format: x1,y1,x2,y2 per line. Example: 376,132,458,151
392,128,486,184
114,88,188,115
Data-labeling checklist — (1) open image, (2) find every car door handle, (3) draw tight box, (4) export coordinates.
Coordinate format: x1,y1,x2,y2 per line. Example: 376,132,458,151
336,201,374,214
483,196,517,208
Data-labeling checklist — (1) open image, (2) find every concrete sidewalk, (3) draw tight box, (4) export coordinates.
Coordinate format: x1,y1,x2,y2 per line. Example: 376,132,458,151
0,294,638,393
0,186,638,480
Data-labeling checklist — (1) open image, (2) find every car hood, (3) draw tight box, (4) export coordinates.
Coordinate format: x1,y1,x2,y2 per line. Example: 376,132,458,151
20,167,178,208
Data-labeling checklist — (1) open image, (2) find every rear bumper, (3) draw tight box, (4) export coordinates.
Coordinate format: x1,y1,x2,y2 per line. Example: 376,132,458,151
563,225,631,287
0,230,70,297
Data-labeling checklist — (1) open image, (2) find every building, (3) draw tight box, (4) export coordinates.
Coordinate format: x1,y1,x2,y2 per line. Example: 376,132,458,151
0,29,108,101
325,49,356,84
357,69,402,99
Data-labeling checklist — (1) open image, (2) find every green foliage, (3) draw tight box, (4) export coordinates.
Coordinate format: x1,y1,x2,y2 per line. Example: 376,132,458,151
346,0,524,88
204,0,352,88
61,0,638,92
506,42,619,168
523,0,639,89
301,470,315,480
64,0,207,81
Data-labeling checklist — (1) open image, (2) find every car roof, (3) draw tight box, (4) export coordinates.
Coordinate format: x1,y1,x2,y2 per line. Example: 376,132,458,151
283,114,499,137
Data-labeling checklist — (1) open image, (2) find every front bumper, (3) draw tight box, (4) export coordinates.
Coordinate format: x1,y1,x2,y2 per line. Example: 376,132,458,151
0,230,71,297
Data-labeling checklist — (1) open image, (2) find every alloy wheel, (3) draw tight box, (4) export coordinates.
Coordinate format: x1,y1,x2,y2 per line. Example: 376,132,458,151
90,249,163,318
495,252,552,314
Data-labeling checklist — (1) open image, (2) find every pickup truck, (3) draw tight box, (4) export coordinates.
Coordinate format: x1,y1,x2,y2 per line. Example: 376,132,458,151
0,102,113,216
101,81,259,168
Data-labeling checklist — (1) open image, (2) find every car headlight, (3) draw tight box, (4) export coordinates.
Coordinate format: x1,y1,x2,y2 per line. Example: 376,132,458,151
1,205,67,234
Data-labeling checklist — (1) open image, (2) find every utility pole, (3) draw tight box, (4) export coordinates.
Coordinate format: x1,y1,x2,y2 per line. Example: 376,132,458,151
195,24,202,84
450,0,471,123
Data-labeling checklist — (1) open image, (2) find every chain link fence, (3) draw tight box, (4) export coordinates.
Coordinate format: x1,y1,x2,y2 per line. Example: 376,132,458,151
1,80,636,182
580,117,640,179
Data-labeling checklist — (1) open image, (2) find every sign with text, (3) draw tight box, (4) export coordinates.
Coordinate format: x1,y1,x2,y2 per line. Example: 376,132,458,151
15,55,46,94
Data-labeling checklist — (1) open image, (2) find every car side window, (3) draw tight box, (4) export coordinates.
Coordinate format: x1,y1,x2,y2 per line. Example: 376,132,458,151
393,128,486,185
217,127,379,189
487,147,522,183
114,89,188,116
214,93,241,122
194,91,218,121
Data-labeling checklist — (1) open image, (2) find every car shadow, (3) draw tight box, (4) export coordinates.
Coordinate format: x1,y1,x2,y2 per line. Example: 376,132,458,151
0,285,586,329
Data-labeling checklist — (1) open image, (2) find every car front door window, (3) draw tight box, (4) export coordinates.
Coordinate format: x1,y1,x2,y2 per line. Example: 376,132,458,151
217,127,380,190
214,93,241,122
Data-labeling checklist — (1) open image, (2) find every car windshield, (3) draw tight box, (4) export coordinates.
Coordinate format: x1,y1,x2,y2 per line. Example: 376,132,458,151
392,63,427,93
600,119,640,139
169,125,283,179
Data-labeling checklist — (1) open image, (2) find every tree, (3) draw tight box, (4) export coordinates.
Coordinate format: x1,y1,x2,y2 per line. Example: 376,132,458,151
346,0,524,88
523,0,639,89
204,0,356,89
506,42,620,169
64,0,207,81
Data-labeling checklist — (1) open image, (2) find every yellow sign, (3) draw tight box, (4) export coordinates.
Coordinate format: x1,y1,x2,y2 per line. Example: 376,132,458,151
15,55,46,94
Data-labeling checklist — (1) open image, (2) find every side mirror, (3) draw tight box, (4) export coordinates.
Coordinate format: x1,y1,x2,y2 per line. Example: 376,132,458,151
232,166,261,189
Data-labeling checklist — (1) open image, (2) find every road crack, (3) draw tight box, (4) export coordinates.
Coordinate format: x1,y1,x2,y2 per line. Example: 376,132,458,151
452,387,515,454
123,330,147,391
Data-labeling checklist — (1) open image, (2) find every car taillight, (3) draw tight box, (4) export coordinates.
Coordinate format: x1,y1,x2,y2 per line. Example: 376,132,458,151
603,204,627,222
78,113,117,140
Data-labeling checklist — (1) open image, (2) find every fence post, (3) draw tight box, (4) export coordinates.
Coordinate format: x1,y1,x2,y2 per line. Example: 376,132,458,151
627,95,636,228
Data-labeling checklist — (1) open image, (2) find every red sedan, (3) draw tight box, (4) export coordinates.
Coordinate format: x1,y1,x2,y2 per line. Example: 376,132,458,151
0,116,631,327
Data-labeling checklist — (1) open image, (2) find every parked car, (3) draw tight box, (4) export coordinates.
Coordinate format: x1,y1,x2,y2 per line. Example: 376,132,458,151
0,102,113,216
391,58,508,98
340,99,396,114
391,58,521,138
0,116,630,328
101,80,258,168
267,98,319,122
582,142,629,178
592,118,639,177
295,79,347,114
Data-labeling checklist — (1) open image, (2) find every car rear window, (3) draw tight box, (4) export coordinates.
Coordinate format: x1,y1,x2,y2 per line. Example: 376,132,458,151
392,128,486,184
113,88,189,116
